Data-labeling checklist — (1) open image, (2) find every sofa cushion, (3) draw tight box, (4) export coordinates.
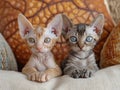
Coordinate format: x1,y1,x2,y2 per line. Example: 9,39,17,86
0,33,17,70
0,0,114,70
100,22,120,68
0,65,120,90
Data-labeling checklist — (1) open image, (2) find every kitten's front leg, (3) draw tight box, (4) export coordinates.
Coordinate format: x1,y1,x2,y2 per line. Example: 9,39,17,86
64,67,92,78
22,66,42,82
63,66,84,78
71,69,95,78
40,65,62,82
83,63,99,78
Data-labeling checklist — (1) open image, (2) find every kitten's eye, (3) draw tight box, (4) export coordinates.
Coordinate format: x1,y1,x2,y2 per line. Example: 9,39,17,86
44,37,51,43
86,36,93,42
70,36,77,43
28,38,35,43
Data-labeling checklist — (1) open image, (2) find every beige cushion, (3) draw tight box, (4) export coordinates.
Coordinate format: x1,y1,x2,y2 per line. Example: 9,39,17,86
0,65,120,90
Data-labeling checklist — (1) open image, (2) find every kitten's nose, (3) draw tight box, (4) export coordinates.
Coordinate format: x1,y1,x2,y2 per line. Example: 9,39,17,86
36,47,41,51
79,45,84,49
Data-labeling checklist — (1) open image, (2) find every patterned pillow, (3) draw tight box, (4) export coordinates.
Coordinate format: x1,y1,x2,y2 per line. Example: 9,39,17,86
0,0,114,70
100,22,120,68
0,33,17,70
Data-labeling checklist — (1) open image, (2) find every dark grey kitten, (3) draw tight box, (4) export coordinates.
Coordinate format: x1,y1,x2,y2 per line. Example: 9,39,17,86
61,14,104,78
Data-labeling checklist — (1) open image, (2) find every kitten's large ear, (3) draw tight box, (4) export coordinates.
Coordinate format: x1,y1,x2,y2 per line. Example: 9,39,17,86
18,13,34,38
90,14,104,36
47,14,63,38
62,14,73,36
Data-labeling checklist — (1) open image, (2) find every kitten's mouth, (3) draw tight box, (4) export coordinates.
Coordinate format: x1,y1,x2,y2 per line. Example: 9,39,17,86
36,49,43,53
36,50,48,53
77,47,87,52
35,48,45,53
72,48,84,52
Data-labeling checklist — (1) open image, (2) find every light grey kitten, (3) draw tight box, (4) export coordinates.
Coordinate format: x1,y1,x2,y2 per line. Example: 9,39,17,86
61,14,104,78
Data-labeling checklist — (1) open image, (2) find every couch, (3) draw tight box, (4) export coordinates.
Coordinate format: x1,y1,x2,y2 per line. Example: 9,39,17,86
0,0,120,90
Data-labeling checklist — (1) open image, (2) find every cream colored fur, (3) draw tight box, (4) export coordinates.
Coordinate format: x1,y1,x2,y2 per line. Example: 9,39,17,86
18,14,62,82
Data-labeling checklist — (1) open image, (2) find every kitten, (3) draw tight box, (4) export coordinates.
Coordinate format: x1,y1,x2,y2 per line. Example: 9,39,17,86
18,14,62,82
61,14,104,78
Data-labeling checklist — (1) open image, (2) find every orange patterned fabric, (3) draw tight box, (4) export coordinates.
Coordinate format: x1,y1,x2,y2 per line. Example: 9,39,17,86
0,0,114,70
100,22,120,68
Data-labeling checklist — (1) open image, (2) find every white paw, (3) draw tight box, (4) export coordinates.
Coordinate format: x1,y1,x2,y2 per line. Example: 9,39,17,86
27,71,42,82
40,72,52,82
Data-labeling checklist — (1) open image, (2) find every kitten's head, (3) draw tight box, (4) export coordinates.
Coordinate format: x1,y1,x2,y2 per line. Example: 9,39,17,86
62,14,104,52
18,14,63,53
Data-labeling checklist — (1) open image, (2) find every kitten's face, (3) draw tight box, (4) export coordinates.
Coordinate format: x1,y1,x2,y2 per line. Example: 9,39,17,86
18,14,63,53
62,14,104,52
65,25,99,52
25,27,59,53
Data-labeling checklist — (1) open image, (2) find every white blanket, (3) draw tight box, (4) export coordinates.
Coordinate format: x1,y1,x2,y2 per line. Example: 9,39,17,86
0,65,120,90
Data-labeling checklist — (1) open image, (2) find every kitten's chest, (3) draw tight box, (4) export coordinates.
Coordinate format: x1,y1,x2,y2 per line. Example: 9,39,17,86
70,52,95,67
35,53,48,71
77,60,87,67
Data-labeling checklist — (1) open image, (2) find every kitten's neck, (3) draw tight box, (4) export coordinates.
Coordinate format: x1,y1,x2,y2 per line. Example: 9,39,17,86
70,50,93,60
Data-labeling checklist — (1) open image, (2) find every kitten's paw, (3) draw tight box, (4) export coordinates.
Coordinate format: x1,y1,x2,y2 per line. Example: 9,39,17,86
71,69,92,78
27,71,41,82
40,72,53,82
83,69,93,78
71,69,87,78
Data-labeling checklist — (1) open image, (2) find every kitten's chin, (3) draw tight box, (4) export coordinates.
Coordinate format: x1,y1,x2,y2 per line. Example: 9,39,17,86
31,49,49,53
37,50,50,53
71,48,90,53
